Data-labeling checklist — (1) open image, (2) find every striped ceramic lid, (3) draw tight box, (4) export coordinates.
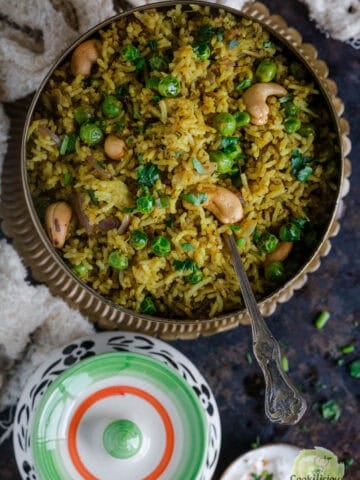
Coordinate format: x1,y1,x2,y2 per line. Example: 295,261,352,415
31,352,207,480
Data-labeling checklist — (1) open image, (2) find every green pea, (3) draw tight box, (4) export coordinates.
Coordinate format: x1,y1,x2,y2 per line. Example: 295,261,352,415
265,261,285,283
74,105,93,125
257,232,279,253
79,123,104,146
255,59,277,82
298,125,315,137
130,230,148,250
101,95,123,119
122,44,140,61
284,117,301,133
140,296,157,314
234,111,251,127
223,143,242,160
279,223,301,241
136,194,155,214
186,269,203,284
236,237,246,248
209,151,234,174
193,44,211,60
151,235,171,256
158,76,181,97
108,251,129,270
284,102,299,117
71,263,90,277
213,112,237,136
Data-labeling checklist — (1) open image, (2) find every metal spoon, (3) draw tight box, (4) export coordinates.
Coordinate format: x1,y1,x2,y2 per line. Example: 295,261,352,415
224,233,307,425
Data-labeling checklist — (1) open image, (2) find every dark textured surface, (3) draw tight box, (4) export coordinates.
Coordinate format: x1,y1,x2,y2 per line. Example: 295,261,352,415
0,1,359,479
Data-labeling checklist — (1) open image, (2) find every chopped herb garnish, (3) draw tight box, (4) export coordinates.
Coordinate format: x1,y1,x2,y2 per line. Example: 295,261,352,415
236,78,252,90
148,39,158,49
181,192,208,206
338,344,355,354
253,226,260,242
263,41,272,48
122,44,140,61
82,77,94,88
290,149,313,182
165,216,175,228
173,258,197,272
251,472,273,480
229,39,240,49
174,151,187,157
279,93,293,104
114,120,125,132
152,95,161,104
135,57,146,72
281,356,289,372
86,189,98,205
182,243,195,252
221,136,239,149
60,133,77,156
216,28,224,41
315,311,330,329
195,24,215,45
127,138,134,145
230,225,241,231
246,352,253,364
290,217,308,229
320,399,341,423
344,458,354,469
155,196,169,208
192,157,205,174
133,110,141,119
97,160,105,169
115,84,129,98
348,359,360,378
137,163,161,187
250,435,261,449
63,172,72,186
123,207,136,213
140,295,157,314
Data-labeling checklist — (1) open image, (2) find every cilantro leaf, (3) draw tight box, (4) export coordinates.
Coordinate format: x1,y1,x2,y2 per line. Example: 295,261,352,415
182,243,195,252
173,259,197,272
221,136,240,149
195,24,215,44
181,192,208,206
192,157,205,174
236,78,252,90
290,149,313,182
137,163,161,187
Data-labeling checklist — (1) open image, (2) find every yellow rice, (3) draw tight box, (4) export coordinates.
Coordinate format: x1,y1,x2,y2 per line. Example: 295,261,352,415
26,4,338,318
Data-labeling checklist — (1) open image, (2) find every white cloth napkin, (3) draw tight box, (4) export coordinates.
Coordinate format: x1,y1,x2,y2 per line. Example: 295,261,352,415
0,0,359,442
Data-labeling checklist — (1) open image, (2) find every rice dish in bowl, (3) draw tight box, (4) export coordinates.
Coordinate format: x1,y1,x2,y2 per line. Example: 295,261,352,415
25,3,340,320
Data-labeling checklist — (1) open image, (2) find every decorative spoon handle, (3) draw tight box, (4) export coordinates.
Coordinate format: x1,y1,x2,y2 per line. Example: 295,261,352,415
225,234,307,425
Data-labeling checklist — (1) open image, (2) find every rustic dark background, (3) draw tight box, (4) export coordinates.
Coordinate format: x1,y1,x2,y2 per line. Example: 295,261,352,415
0,0,359,478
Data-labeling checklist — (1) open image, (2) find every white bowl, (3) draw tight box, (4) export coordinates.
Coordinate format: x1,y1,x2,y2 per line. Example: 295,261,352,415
13,332,221,480
220,444,301,480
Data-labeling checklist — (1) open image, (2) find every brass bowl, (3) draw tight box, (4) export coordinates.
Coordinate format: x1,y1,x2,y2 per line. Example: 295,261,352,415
2,1,351,339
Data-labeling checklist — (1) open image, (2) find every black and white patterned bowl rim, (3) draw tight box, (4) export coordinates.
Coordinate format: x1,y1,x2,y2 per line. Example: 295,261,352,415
13,332,221,480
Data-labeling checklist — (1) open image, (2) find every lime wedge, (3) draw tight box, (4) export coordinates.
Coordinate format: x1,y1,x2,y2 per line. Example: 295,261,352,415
291,447,344,478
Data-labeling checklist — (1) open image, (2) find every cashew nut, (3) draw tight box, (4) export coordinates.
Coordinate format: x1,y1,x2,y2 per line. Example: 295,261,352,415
45,201,72,248
265,241,293,265
71,39,101,76
183,185,243,224
104,135,127,160
243,83,287,125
